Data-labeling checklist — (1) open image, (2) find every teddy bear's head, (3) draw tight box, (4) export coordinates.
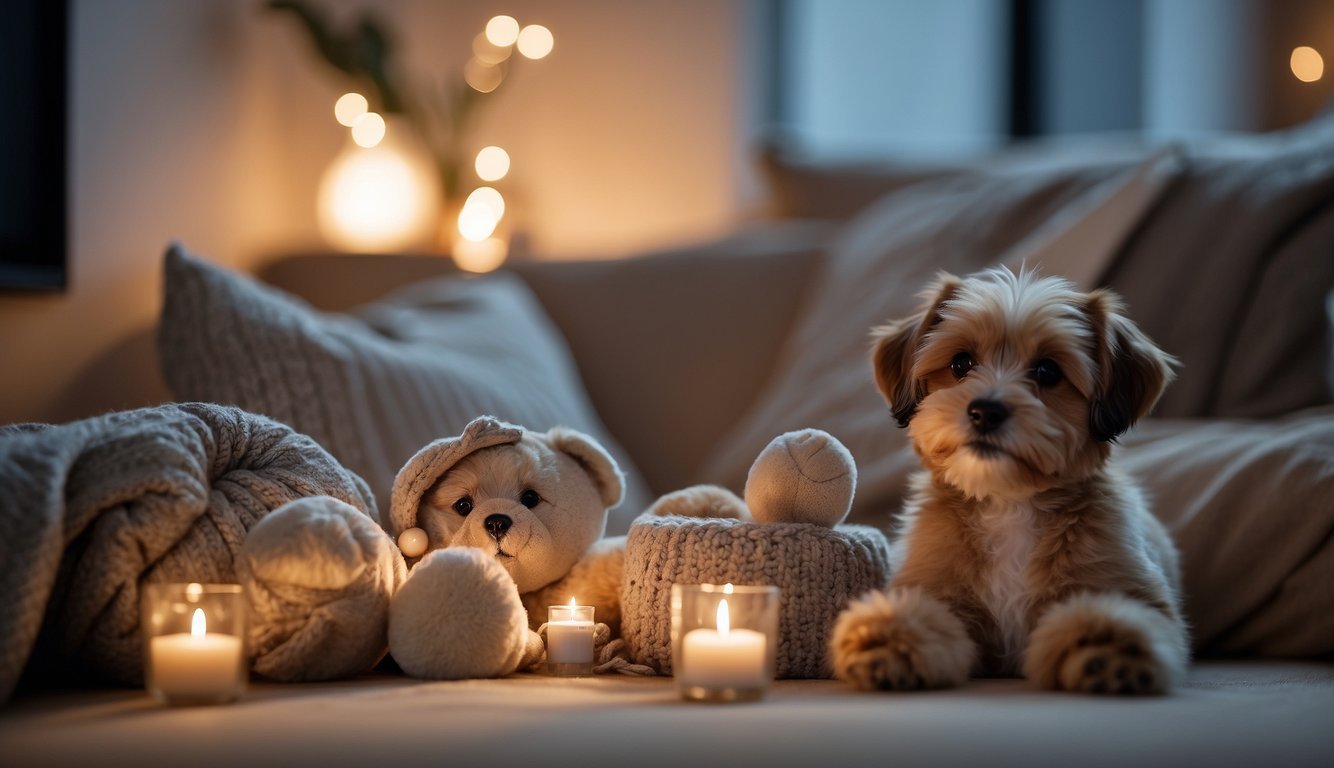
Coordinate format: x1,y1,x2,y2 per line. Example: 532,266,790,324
389,416,624,594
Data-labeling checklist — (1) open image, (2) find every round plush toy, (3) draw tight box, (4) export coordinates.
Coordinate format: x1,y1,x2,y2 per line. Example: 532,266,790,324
237,415,628,682
647,428,857,528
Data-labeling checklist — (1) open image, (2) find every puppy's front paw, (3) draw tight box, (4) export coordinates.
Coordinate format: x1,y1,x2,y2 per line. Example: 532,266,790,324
1026,593,1187,695
830,587,975,691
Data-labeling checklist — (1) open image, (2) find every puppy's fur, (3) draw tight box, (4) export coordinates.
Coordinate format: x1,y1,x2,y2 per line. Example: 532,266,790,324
831,267,1189,694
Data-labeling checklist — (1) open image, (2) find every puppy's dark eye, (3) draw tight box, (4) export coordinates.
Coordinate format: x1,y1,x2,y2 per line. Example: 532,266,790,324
950,352,975,380
1032,359,1063,388
519,489,541,509
452,496,474,516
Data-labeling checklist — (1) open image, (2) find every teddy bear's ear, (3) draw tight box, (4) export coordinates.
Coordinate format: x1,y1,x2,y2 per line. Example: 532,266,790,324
545,427,625,509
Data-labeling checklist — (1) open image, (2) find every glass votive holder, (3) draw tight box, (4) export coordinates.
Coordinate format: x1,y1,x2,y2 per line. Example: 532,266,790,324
141,582,247,706
546,602,595,676
671,583,780,702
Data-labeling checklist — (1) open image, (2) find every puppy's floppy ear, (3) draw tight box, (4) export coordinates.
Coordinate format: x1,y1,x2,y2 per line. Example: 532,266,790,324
545,427,625,508
1084,289,1178,442
871,273,961,427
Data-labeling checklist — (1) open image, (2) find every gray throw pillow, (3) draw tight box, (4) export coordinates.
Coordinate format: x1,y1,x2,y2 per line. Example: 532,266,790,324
157,243,653,533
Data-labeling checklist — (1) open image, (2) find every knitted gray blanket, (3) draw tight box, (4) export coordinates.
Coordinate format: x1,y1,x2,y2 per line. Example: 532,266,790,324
0,402,376,704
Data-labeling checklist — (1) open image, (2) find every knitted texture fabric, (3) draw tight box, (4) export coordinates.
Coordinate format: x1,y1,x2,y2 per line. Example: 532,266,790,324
157,243,655,531
0,403,375,704
620,514,891,678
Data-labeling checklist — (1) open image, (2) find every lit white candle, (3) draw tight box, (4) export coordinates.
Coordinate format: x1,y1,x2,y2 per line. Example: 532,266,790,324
679,598,767,690
547,599,595,672
148,608,244,700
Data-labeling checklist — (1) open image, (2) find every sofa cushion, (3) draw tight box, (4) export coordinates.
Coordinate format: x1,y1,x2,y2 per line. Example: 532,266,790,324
157,244,653,533
1118,407,1334,658
761,134,1154,221
1104,116,1334,418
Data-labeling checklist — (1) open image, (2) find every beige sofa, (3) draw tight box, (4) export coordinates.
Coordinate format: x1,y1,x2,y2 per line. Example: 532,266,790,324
3,115,1333,764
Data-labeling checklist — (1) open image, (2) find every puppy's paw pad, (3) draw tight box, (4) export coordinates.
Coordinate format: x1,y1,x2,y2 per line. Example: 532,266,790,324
1062,639,1165,695
1026,593,1185,695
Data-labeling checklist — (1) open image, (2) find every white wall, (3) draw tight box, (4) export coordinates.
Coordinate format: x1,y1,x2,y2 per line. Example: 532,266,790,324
0,0,763,425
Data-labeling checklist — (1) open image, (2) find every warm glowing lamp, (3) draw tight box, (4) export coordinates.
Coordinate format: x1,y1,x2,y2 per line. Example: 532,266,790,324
486,15,521,47
465,186,506,219
1291,46,1324,83
465,58,505,93
473,33,512,65
453,237,508,273
318,127,441,253
334,92,369,127
351,112,387,148
457,204,499,242
517,24,554,59
474,146,511,181
453,186,509,270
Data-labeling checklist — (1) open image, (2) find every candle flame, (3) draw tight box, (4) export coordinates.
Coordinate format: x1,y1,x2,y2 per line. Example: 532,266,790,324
569,597,577,607
723,582,734,594
716,599,730,637
191,608,206,639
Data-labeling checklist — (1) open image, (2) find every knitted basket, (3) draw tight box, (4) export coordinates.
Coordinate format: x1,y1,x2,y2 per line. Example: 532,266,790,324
620,514,892,679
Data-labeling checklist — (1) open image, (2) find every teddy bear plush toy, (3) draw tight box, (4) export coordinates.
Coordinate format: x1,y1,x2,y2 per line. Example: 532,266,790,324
237,415,628,681
236,416,858,682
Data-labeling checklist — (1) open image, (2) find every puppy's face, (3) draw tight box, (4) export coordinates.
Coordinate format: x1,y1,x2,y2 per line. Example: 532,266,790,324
416,435,607,593
873,268,1174,501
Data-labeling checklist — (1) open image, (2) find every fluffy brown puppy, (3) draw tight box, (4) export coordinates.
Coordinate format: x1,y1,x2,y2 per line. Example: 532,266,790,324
831,266,1188,694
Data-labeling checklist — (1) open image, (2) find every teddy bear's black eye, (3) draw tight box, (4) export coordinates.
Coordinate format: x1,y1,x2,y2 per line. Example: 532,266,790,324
519,489,541,509
1032,358,1063,388
950,352,976,380
452,496,473,516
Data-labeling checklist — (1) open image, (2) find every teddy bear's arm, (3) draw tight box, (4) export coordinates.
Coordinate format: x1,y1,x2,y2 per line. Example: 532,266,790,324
521,536,626,635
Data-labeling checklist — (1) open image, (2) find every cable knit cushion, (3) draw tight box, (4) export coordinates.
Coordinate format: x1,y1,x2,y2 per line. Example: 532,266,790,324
157,243,653,533
620,515,891,679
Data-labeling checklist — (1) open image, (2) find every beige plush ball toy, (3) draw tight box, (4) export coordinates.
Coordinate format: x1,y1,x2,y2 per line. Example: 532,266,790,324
648,428,857,527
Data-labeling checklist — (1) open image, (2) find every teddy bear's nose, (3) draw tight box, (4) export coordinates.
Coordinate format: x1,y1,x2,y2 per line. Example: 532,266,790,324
484,513,512,540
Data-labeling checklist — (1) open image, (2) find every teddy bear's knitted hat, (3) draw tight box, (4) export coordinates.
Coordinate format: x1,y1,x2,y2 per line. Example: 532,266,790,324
388,416,523,537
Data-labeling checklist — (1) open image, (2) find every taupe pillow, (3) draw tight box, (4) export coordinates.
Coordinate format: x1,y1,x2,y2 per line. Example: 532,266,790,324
157,244,653,533
1119,407,1334,657
1104,115,1334,419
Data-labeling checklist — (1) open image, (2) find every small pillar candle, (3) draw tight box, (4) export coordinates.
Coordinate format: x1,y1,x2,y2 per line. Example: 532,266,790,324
679,600,768,690
671,583,779,702
142,583,247,706
547,599,595,676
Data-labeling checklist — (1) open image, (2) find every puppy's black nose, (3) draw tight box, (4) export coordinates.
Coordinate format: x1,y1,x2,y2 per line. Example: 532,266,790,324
484,514,512,540
967,399,1010,434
